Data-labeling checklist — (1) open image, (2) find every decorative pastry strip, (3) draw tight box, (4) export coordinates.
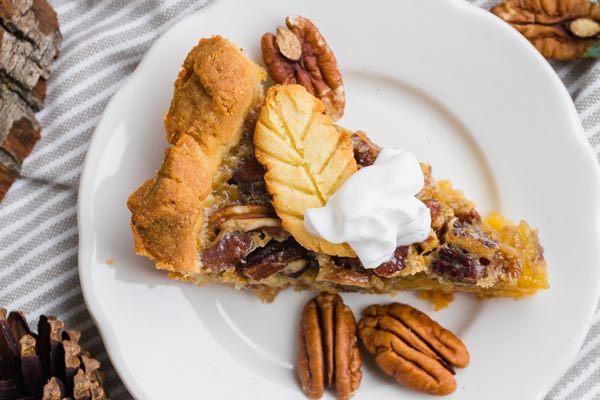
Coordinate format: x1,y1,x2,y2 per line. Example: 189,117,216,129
127,36,266,272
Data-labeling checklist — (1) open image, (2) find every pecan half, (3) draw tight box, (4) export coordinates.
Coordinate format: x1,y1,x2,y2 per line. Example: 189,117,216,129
208,204,284,235
358,303,469,395
209,205,275,226
262,15,345,120
430,245,486,283
350,131,381,167
316,263,372,289
240,238,306,281
228,155,267,197
297,293,362,400
447,218,497,251
423,199,447,231
491,0,600,60
200,232,255,272
373,246,409,278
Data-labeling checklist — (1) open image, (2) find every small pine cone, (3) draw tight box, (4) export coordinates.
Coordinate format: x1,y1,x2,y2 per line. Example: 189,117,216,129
0,308,109,400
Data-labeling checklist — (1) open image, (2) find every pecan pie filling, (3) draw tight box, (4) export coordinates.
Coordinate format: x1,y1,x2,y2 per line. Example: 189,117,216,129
179,130,546,301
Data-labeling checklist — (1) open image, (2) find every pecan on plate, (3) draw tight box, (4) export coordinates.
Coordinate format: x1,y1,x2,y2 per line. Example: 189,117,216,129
491,0,600,60
262,15,345,120
297,293,362,400
358,303,469,395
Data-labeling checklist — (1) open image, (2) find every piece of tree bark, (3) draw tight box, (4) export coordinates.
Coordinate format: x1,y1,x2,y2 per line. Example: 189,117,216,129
0,24,45,109
0,0,61,110
0,0,61,70
0,147,20,202
0,84,41,163
0,0,59,204
0,68,45,110
0,81,41,203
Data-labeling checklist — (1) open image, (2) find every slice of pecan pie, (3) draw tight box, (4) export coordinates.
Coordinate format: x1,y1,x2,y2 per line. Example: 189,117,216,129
128,36,548,302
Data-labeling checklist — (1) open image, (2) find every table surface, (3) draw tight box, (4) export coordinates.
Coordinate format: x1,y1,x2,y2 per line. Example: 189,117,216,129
1,1,599,399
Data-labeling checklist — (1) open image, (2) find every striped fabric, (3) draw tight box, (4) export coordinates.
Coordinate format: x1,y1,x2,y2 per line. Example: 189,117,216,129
0,0,598,398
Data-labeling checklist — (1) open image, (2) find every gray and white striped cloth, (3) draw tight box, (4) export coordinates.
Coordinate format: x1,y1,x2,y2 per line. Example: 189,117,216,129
0,1,598,398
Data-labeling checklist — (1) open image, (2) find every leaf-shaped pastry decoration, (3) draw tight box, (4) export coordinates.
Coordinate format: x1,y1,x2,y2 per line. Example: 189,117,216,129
254,84,357,257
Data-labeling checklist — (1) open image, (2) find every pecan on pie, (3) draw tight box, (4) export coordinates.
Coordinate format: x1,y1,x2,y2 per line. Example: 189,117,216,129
127,36,548,302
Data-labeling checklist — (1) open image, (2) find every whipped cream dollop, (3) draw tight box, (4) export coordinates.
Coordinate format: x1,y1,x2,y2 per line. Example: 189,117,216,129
304,148,431,269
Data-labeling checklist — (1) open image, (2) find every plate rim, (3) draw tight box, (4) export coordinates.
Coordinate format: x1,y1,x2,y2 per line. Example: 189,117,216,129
77,0,600,398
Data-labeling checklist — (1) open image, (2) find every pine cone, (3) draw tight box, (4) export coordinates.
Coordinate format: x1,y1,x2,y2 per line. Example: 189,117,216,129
0,309,109,400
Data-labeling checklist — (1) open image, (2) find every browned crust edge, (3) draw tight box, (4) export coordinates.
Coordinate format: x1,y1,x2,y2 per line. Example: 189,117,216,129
127,36,265,273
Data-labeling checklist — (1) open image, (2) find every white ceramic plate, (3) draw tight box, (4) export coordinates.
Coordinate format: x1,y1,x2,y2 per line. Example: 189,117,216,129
78,0,600,398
